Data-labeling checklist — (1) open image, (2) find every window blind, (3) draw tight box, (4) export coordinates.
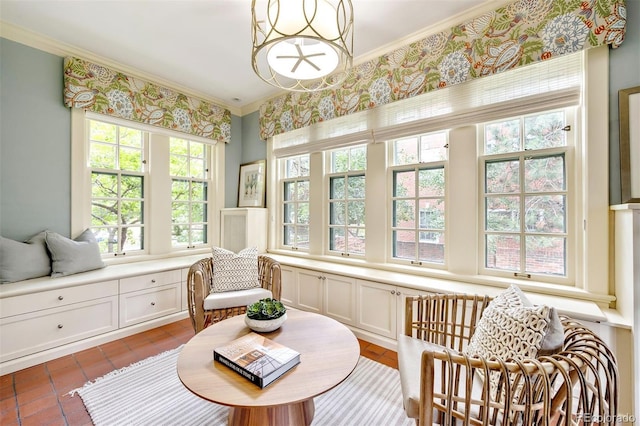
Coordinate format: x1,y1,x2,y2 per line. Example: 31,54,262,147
273,51,583,158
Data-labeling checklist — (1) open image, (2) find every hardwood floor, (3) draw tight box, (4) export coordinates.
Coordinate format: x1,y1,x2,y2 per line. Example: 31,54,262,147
0,318,398,426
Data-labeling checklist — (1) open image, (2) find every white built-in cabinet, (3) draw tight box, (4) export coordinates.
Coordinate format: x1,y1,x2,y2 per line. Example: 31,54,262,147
281,265,428,344
0,256,200,374
220,208,267,253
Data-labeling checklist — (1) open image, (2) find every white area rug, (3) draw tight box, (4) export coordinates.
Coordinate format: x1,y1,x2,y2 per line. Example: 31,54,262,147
73,346,413,426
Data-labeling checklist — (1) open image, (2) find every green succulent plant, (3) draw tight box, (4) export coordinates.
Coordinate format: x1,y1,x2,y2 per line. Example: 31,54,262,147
246,298,287,320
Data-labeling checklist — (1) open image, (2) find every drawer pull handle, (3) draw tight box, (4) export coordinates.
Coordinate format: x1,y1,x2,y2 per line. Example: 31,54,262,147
58,296,64,301
151,302,156,306
57,324,63,329
151,279,156,283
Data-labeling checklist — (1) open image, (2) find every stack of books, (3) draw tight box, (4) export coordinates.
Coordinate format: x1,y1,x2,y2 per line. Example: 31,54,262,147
213,332,301,388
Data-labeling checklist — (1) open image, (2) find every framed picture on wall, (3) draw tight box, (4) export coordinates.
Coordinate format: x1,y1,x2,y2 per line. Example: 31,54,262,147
238,160,266,207
619,86,640,203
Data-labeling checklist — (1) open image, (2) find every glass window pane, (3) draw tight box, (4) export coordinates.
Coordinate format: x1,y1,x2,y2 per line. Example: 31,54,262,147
172,224,189,245
525,235,565,275
486,196,520,231
283,225,295,245
418,233,444,264
297,180,309,201
170,155,188,177
191,202,205,222
485,119,520,154
90,143,116,169
347,175,365,198
190,158,205,179
284,203,295,224
486,234,520,271
393,200,415,227
350,146,367,170
296,226,310,248
348,201,365,226
297,202,309,224
92,203,117,226
191,224,206,245
190,142,205,158
121,175,143,199
347,228,365,254
119,127,142,148
525,195,565,233
284,181,295,201
191,182,207,201
394,137,418,165
119,147,142,171
524,155,565,192
330,177,345,199
92,227,118,254
331,150,349,173
485,160,520,193
92,173,117,198
418,168,444,197
420,132,447,162
172,202,189,224
170,138,189,155
121,200,143,223
524,111,565,150
394,230,416,259
330,201,346,225
90,121,116,144
122,226,143,251
172,180,189,200
418,199,444,230
394,170,415,197
330,227,345,251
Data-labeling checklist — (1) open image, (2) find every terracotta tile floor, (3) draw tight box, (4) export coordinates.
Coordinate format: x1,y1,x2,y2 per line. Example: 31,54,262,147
1,318,398,426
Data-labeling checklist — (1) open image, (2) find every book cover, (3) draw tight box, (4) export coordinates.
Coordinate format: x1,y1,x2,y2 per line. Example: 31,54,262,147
213,332,300,388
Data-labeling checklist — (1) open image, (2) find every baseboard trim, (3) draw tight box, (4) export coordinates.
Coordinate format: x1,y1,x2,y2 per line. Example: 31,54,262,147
0,311,190,375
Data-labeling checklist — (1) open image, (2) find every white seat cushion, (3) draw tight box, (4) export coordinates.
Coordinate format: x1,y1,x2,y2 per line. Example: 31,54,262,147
398,335,484,423
203,287,272,310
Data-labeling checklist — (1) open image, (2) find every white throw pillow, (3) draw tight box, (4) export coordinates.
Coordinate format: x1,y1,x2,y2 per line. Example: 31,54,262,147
211,247,259,293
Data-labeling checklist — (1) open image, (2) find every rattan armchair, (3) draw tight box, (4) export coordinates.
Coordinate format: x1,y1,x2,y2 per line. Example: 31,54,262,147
186,255,281,333
398,293,618,425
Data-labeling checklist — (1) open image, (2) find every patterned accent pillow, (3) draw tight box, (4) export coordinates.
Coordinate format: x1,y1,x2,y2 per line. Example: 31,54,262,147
465,285,551,361
211,247,259,293
464,285,551,399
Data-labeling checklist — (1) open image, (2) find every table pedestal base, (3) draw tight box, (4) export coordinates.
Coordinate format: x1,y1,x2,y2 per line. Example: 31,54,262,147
227,398,315,426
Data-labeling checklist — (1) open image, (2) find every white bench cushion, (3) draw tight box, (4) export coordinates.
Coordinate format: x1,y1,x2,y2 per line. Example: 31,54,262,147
203,287,272,310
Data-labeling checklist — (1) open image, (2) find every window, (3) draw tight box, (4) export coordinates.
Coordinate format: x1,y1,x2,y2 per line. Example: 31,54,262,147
88,120,146,255
481,110,569,280
282,155,310,249
328,145,366,256
170,138,209,248
391,132,447,264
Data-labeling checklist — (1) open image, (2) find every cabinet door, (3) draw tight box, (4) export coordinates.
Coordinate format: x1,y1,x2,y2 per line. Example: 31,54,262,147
0,296,118,363
181,267,189,311
356,279,397,339
324,273,356,326
296,269,323,314
280,265,298,308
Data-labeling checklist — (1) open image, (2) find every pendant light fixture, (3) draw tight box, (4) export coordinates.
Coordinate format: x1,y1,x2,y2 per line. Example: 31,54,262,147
251,0,353,92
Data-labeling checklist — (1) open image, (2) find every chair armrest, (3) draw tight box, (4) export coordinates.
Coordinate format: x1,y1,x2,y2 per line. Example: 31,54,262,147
187,257,213,333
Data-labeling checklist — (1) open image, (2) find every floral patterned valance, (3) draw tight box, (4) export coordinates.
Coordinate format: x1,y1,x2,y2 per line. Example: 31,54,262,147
259,0,626,140
63,57,231,143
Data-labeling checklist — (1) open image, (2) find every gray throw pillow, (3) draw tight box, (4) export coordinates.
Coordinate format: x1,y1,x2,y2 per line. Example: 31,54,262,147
0,231,51,283
45,229,106,277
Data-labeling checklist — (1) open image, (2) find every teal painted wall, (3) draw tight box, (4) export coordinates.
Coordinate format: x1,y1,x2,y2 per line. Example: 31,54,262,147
0,38,71,241
608,0,640,205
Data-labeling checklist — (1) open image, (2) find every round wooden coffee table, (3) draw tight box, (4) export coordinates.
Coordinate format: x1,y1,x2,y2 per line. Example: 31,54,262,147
177,309,360,426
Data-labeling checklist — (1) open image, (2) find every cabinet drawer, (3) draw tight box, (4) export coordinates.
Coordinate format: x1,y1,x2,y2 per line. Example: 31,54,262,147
0,280,118,318
119,270,182,293
119,283,181,327
0,296,119,363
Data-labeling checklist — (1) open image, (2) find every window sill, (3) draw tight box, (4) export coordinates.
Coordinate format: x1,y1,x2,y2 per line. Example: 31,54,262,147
267,250,626,327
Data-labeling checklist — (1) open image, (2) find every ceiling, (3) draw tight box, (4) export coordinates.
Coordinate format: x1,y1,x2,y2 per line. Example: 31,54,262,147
0,0,493,114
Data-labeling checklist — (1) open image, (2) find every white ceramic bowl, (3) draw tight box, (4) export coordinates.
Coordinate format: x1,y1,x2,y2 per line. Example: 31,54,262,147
244,312,287,333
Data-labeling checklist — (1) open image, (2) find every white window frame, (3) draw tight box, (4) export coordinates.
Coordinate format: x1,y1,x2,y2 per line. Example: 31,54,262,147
71,109,222,263
477,108,575,285
278,154,311,251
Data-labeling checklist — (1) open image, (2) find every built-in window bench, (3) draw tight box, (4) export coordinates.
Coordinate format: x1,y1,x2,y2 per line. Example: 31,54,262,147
0,254,205,375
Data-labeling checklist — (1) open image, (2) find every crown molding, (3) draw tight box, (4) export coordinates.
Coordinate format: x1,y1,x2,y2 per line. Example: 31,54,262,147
0,21,243,117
